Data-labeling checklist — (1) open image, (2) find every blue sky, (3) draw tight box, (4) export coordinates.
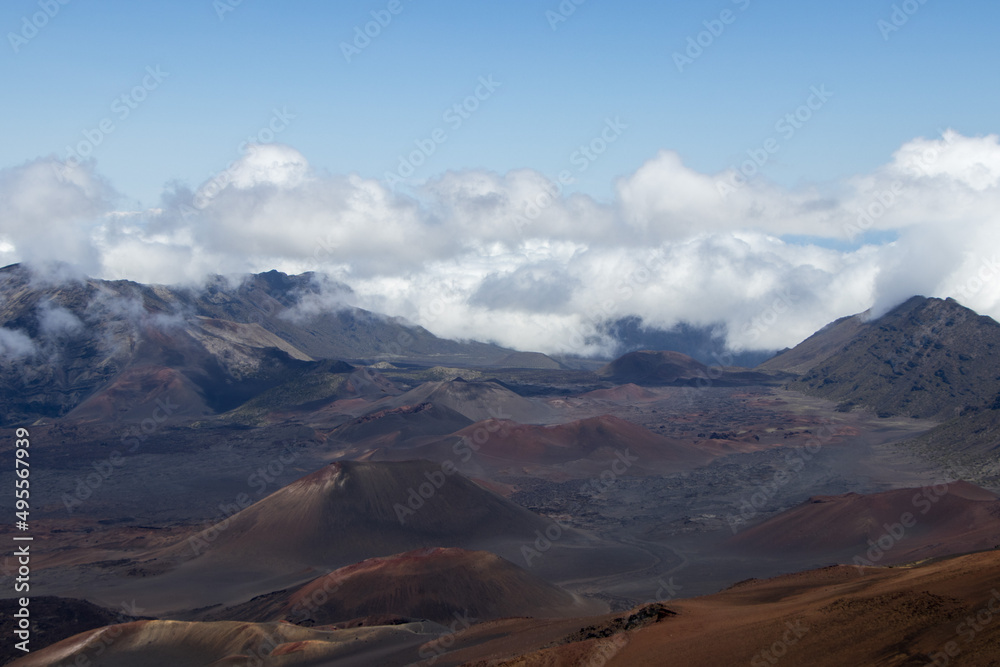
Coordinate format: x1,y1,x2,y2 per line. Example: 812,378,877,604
2,0,997,207
2,0,1000,355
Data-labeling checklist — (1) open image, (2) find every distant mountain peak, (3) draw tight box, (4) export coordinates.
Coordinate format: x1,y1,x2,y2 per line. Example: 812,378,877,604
762,295,1000,419
0,271,520,424
597,349,707,383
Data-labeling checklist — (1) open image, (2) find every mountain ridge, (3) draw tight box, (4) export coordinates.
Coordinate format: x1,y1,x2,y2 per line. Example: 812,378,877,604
0,265,519,424
763,296,1000,420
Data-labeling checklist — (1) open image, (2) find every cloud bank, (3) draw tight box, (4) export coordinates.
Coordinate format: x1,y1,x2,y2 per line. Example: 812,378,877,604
2,132,999,357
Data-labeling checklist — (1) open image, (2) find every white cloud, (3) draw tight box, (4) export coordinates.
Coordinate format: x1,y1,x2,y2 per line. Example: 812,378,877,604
278,273,355,323
0,328,36,359
0,157,112,273
224,143,309,190
3,131,1000,356
37,301,85,339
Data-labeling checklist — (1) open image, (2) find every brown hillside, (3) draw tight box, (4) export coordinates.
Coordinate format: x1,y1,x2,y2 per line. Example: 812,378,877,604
729,480,1000,564
215,547,603,626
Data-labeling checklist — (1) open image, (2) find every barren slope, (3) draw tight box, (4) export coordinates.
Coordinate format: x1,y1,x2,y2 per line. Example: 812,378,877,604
729,480,1000,564
213,547,604,626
